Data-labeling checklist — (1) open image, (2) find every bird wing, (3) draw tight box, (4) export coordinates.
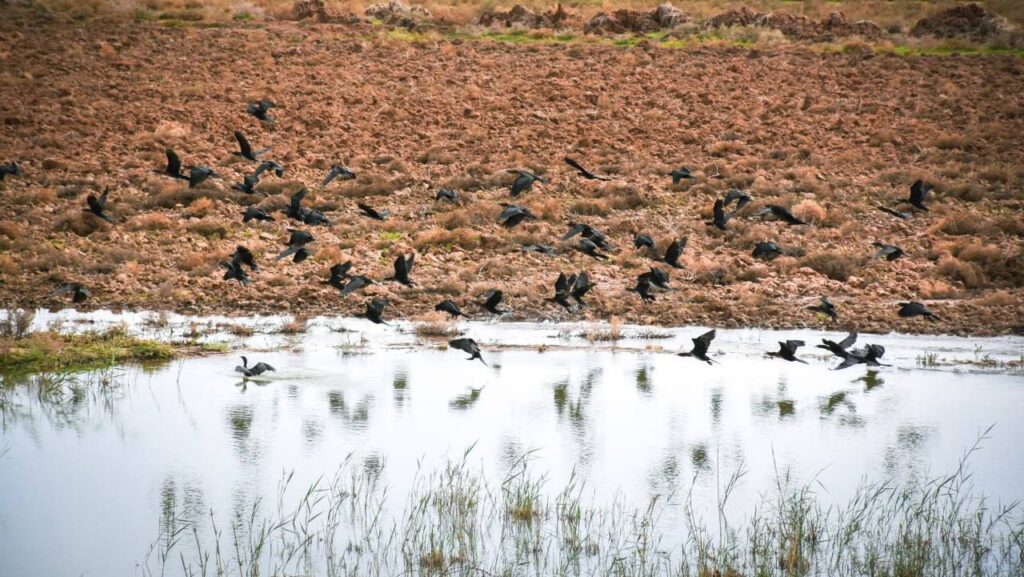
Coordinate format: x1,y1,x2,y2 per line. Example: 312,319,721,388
837,331,858,349
289,189,306,213
340,276,366,296
713,199,726,223
252,362,275,372
666,237,687,262
165,149,182,175
322,167,338,186
234,130,253,158
554,272,569,295
910,179,925,204
357,202,377,218
561,223,585,240
485,290,502,308
783,340,805,354
692,329,715,356
877,206,908,220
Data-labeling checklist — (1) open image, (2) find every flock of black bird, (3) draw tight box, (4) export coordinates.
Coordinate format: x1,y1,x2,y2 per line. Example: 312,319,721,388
3,98,945,371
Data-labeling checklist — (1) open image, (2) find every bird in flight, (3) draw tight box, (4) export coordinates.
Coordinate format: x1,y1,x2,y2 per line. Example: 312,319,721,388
232,174,261,195
575,238,609,261
752,241,784,261
188,166,219,189
509,169,546,197
898,301,939,321
767,340,807,363
449,338,487,365
709,198,733,231
252,160,284,179
84,188,115,224
246,99,276,122
497,204,536,228
235,356,275,377
276,229,315,261
564,157,610,181
435,299,467,318
357,202,390,221
906,179,933,211
221,258,251,286
324,262,353,292
387,253,415,286
233,130,269,161
48,282,90,303
562,222,612,251
628,276,656,302
155,150,187,180
340,275,375,297
360,298,390,325
669,167,695,184
678,329,716,364
877,205,910,220
807,296,838,322
435,188,459,202
480,289,507,314
873,242,903,261
232,246,258,271
757,204,805,225
322,165,356,186
723,189,752,211
0,161,21,180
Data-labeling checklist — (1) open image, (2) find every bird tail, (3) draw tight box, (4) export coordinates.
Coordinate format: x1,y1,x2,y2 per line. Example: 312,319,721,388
276,247,298,260
476,355,488,366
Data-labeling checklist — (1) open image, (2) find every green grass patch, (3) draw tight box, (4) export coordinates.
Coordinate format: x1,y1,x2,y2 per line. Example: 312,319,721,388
0,328,176,374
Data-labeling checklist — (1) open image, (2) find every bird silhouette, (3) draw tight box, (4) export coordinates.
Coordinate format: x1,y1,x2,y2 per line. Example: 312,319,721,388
633,232,655,251
188,166,219,189
232,246,258,270
562,222,612,251
670,167,695,184
340,275,374,297
807,296,838,322
357,202,390,221
521,243,557,255
387,253,415,286
752,241,784,260
324,262,353,292
360,298,389,325
509,170,546,197
873,242,903,261
575,238,609,261
241,206,273,223
877,205,910,220
723,189,752,210
276,229,314,261
284,189,309,220
252,160,284,179
0,161,21,180
757,204,805,225
640,267,670,289
767,340,807,363
435,188,459,202
628,277,656,302
709,198,732,231
816,331,858,358
246,99,276,122
481,289,506,314
907,179,933,211
497,204,536,228
322,165,356,186
678,329,716,364
84,188,114,223
449,337,487,365
232,174,261,195
235,356,275,376
233,130,268,161
571,272,594,306
435,299,467,318
663,237,687,269
48,282,90,303
222,259,251,285
898,301,939,321
550,272,575,311
564,157,610,181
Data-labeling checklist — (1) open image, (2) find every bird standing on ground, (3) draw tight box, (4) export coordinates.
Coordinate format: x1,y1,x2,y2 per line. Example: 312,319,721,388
898,301,940,321
509,170,546,196
387,253,415,286
48,282,90,303
663,237,687,269
449,338,487,365
873,242,904,261
669,167,695,184
84,189,115,223
807,296,838,322
768,340,808,363
564,157,610,181
678,329,716,364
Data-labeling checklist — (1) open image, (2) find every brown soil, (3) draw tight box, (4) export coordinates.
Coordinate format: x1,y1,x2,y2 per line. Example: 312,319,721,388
706,7,884,41
911,3,1016,42
0,14,1022,336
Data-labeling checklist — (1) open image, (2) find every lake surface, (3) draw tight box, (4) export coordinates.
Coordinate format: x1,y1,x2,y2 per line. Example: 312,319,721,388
1,310,1023,577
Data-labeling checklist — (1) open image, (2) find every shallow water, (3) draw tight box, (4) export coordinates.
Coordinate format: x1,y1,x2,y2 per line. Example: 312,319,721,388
1,310,1023,577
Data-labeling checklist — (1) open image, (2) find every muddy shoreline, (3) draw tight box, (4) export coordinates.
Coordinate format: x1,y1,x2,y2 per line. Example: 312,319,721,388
0,16,1022,337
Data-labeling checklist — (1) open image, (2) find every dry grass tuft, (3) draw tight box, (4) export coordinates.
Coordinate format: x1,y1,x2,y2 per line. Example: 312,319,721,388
127,212,177,231
415,321,459,339
53,210,108,236
413,227,481,251
935,255,986,289
800,252,862,282
934,214,983,236
0,220,23,240
790,199,827,224
186,219,229,239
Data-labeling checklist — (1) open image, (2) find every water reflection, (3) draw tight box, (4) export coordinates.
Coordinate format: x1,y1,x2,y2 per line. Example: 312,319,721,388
635,364,652,395
449,387,483,410
856,370,885,392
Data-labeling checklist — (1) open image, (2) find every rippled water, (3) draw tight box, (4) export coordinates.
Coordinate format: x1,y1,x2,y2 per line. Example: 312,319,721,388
1,310,1023,576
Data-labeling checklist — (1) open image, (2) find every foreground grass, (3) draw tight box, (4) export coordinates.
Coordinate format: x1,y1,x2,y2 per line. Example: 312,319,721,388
141,436,1023,577
0,328,176,374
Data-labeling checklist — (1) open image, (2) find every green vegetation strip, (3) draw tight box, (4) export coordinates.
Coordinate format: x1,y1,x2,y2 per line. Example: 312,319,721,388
0,329,175,374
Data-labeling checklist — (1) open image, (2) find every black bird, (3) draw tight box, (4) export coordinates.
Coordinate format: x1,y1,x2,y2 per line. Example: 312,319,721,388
322,165,356,186
449,337,487,365
232,174,261,195
723,189,752,210
767,340,807,363
907,179,933,211
522,243,557,255
0,161,21,180
678,329,716,365
817,331,858,358
709,199,732,231
807,296,838,322
84,188,114,223
246,99,276,122
302,209,330,226
663,237,687,269
497,204,536,228
628,277,656,302
284,188,309,220
387,253,415,286
752,242,784,261
357,202,390,221
669,167,695,184
324,262,353,292
562,222,612,251
242,206,274,223
232,246,258,270
639,267,670,289
435,299,467,318
571,272,594,306
233,130,268,161
48,282,90,303
633,232,655,251
276,229,314,261
222,259,251,285
189,166,219,189
340,275,374,297
509,170,546,197
758,204,805,225
550,272,575,311
155,150,187,180
435,188,459,202
877,205,910,220
360,298,389,325
873,242,904,261
898,301,939,321
481,289,506,314
564,157,610,181
575,238,609,261
291,248,313,263
235,356,275,377
252,160,284,179
833,343,889,371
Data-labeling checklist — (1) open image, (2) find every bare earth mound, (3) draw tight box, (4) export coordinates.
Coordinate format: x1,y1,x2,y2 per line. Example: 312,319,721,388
911,3,1015,41
0,15,1022,335
706,7,883,41
584,4,690,35
478,4,576,30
